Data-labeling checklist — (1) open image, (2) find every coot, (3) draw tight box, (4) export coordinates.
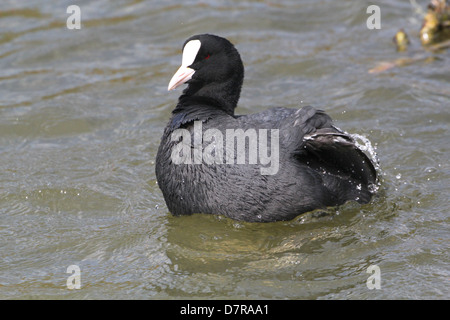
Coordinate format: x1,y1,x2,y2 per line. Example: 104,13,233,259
156,34,377,222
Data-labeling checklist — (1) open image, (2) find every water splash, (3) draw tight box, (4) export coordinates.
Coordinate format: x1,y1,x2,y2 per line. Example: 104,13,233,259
349,132,382,194
349,133,380,169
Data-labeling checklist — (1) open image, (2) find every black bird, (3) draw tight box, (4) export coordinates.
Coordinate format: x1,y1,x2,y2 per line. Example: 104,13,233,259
156,34,378,222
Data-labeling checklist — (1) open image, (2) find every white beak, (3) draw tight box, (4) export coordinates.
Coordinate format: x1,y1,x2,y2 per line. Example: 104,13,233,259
167,65,196,91
168,39,201,91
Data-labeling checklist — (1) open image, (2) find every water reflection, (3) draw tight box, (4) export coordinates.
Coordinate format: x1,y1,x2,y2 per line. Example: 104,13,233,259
1,0,449,299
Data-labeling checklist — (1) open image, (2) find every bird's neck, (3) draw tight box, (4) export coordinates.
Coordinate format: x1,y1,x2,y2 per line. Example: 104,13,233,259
178,77,242,116
169,92,235,131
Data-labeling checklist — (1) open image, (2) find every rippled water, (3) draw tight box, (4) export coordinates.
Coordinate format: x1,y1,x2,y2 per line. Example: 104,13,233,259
1,1,449,299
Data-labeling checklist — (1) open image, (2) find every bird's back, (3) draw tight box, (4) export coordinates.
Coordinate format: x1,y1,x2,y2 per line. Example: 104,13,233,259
156,106,377,222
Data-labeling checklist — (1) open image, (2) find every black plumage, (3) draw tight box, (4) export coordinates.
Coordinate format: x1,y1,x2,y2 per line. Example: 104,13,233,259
156,34,377,222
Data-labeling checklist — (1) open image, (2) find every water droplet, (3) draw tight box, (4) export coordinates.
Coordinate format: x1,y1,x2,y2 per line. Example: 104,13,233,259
396,173,401,179
368,183,379,193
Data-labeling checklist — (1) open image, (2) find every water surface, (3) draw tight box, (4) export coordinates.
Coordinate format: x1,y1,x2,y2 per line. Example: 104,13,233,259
0,0,449,299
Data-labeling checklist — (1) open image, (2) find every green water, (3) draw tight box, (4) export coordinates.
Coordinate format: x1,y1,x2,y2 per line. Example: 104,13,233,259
0,0,449,299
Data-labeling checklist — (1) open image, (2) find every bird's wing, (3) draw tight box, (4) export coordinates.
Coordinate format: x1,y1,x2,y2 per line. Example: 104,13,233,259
286,106,377,185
